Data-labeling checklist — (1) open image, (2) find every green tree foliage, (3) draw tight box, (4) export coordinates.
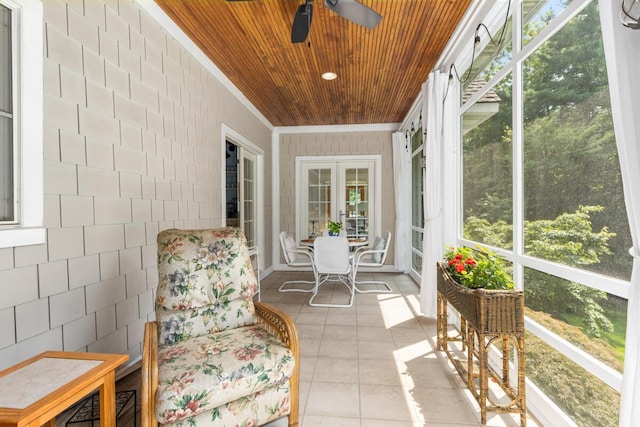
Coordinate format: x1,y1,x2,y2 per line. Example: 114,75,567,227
524,206,614,266
465,206,615,337
523,3,608,122
463,0,631,278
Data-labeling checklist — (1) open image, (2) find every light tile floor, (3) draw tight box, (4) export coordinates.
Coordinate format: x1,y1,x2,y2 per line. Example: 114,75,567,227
261,271,539,427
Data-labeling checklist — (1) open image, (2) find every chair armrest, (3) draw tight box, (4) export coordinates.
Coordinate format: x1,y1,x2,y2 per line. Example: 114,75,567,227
292,247,314,255
255,302,300,426
353,245,371,256
255,301,299,359
353,247,384,263
288,248,315,267
141,321,159,427
142,308,299,427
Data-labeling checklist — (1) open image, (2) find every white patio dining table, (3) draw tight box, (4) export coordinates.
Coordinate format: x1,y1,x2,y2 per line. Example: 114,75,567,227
299,237,368,249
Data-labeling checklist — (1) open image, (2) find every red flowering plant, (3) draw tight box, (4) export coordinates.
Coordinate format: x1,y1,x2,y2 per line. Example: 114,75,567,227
444,245,514,290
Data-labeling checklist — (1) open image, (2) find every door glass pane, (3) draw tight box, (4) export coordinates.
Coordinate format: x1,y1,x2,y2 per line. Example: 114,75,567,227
307,168,331,238
344,168,368,239
522,2,632,280
225,142,238,227
242,154,256,247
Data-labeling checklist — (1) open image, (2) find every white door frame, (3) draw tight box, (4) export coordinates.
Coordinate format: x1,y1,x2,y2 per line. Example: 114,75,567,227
221,124,264,255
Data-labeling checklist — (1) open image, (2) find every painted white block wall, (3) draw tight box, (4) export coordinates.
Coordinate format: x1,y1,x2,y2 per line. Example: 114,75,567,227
0,0,273,371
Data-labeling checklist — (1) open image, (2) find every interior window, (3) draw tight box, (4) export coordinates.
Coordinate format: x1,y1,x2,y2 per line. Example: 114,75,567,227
0,4,13,222
0,0,44,248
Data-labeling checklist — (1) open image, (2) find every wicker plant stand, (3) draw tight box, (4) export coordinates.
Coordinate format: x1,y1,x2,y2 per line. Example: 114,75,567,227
436,262,527,426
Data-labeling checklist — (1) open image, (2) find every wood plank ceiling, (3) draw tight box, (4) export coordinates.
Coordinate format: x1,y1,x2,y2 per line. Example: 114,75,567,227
154,0,472,127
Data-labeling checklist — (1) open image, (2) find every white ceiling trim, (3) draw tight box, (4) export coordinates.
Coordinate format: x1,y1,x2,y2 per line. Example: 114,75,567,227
274,123,401,134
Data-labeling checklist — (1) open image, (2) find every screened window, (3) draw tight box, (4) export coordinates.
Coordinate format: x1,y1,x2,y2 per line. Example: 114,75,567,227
462,73,513,250
456,1,630,424
411,129,424,274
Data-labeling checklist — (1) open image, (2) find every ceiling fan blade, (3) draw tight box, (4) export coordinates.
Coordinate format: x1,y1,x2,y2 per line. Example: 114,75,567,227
291,1,314,43
324,0,382,29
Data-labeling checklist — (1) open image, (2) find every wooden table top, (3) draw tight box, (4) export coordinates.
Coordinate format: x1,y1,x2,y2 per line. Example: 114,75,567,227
0,351,128,426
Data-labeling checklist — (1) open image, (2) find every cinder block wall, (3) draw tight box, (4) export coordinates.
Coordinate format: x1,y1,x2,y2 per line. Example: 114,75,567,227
278,131,396,266
0,0,272,370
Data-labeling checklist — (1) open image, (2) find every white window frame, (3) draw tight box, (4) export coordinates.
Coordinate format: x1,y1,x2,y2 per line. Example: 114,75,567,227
0,0,44,248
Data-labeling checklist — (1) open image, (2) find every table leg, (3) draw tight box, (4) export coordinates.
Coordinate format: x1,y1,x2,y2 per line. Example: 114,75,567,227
100,370,117,427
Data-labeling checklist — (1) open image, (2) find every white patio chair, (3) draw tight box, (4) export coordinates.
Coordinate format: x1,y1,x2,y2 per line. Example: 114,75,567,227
309,236,354,308
351,231,393,293
278,231,317,293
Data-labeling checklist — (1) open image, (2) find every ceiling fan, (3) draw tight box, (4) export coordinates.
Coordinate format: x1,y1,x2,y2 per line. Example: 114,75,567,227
291,0,383,43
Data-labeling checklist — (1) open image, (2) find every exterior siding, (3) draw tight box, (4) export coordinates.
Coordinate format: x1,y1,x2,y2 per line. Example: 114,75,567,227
0,0,272,370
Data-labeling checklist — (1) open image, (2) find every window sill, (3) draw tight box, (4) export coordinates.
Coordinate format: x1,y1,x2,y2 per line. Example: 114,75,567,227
0,227,46,248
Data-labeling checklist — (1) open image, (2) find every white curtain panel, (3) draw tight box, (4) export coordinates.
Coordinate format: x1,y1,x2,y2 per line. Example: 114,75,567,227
392,131,411,273
419,71,451,317
599,1,640,424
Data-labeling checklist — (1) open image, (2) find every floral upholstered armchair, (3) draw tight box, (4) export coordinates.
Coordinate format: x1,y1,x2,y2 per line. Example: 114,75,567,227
141,228,299,427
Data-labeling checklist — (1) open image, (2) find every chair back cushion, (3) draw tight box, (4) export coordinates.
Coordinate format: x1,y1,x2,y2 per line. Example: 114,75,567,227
314,236,350,274
281,232,298,263
372,235,386,263
156,228,258,346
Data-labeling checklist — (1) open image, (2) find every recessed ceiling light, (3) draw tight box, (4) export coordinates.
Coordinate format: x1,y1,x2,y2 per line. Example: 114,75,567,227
322,72,338,81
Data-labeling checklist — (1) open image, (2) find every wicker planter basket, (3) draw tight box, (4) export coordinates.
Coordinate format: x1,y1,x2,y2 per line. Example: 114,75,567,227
436,261,527,426
436,261,524,335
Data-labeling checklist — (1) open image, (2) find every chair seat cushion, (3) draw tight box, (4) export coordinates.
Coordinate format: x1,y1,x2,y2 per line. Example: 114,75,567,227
161,383,291,427
156,324,295,424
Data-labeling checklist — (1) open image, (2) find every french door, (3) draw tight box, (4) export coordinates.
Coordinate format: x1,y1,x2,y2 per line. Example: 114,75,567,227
240,149,257,247
298,158,378,242
225,141,258,248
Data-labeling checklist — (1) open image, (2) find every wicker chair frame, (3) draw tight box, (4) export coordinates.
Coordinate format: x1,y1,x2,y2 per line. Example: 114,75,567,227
141,302,299,427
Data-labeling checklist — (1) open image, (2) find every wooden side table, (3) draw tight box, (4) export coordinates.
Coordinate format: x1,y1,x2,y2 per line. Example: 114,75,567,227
0,351,128,427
